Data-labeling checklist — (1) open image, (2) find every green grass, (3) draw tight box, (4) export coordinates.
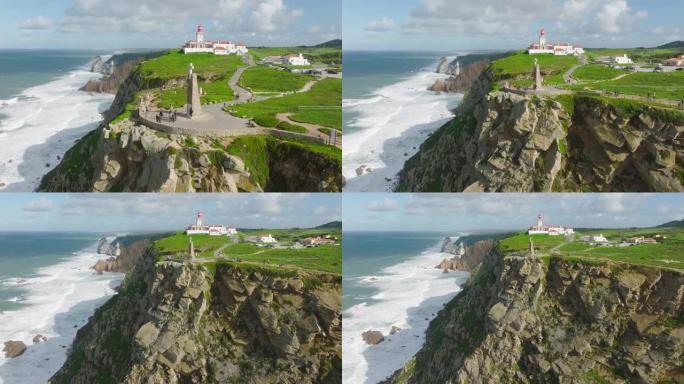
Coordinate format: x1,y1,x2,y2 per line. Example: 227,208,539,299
500,227,684,270
240,66,314,93
586,47,684,64
249,47,342,65
138,50,245,81
156,76,235,108
276,121,308,134
230,78,341,129
224,135,341,188
572,64,626,81
153,230,341,274
111,93,142,125
491,51,579,85
568,71,684,101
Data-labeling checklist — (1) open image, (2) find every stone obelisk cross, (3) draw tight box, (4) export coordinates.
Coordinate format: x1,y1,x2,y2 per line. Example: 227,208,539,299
533,58,543,90
187,63,202,118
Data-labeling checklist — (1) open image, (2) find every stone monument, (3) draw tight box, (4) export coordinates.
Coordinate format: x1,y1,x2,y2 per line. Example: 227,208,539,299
533,58,543,90
189,237,196,260
187,63,202,117
529,237,535,257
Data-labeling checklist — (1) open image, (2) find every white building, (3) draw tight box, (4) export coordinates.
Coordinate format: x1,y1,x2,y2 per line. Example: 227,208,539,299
528,213,574,236
183,25,248,56
528,28,584,56
283,53,310,66
185,212,238,237
259,234,277,244
611,54,633,65
581,234,608,243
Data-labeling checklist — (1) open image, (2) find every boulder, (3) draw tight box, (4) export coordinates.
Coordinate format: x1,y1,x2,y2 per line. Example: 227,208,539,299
3,340,26,358
135,322,160,349
32,334,47,344
362,330,384,345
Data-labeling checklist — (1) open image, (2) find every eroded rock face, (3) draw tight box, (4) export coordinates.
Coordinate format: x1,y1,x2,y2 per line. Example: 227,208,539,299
386,246,684,384
437,240,494,272
398,70,684,192
50,247,342,384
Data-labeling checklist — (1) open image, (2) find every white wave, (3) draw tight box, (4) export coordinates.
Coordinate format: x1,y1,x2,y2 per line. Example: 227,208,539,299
342,237,468,384
6,296,21,303
0,241,123,383
343,63,463,192
0,67,115,191
0,98,18,107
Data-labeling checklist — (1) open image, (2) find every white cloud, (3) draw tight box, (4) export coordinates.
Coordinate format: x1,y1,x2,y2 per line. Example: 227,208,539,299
23,197,54,212
402,0,646,38
58,0,303,35
20,16,53,30
365,17,397,32
367,197,399,212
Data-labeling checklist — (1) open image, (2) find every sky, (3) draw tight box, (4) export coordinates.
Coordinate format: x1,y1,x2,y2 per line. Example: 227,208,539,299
343,193,684,232
344,0,683,51
0,194,341,233
0,0,340,49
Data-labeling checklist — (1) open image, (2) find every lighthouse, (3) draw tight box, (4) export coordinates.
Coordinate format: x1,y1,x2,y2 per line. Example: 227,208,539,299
537,213,544,230
196,211,204,227
539,28,546,49
196,24,204,44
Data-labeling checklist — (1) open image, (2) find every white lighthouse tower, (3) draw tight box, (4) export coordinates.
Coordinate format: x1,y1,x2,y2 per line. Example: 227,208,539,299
196,211,204,227
539,28,546,49
196,25,205,44
537,213,544,230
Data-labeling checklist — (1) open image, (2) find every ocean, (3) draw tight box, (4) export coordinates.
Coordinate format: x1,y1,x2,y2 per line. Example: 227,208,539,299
0,50,115,192
0,232,123,383
342,51,464,192
342,231,469,384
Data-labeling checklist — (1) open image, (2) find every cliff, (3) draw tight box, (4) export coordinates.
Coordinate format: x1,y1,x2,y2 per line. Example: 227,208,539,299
50,247,342,384
93,238,150,274
430,60,489,94
38,64,341,192
386,246,684,384
398,67,684,192
437,240,494,272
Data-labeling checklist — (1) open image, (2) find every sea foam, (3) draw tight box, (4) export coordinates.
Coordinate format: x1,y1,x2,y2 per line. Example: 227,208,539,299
342,238,468,384
0,65,114,191
343,64,462,192
0,241,122,383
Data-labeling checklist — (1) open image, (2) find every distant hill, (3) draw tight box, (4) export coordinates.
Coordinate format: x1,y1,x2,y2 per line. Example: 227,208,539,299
311,39,342,49
657,41,684,49
657,219,684,228
316,221,342,229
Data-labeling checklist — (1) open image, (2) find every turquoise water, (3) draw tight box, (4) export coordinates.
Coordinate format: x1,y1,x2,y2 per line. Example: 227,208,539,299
0,232,101,311
343,51,448,135
342,231,448,310
0,50,107,100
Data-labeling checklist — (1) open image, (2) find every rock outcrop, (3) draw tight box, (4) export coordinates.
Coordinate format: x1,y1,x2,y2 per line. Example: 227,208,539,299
399,67,684,192
386,245,684,384
362,330,385,345
430,60,489,94
437,240,494,272
50,247,341,384
3,340,27,358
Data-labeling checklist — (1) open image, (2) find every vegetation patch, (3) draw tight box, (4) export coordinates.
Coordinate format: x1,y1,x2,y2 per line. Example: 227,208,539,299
138,50,245,81
240,66,314,93
230,78,341,129
572,64,626,81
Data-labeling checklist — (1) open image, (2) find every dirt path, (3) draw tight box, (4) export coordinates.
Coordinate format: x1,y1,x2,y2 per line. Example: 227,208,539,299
276,112,341,147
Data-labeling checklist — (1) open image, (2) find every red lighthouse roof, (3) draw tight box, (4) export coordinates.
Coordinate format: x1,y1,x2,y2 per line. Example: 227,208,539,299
540,28,545,36
197,24,204,33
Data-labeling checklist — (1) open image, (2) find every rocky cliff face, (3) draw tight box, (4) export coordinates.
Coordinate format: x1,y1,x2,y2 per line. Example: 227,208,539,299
429,60,489,94
93,238,150,274
387,246,684,384
50,248,342,384
437,240,494,272
398,69,684,192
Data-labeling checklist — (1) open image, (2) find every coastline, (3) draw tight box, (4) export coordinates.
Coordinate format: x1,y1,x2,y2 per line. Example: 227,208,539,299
342,236,468,384
0,57,114,192
343,54,463,192
0,238,123,384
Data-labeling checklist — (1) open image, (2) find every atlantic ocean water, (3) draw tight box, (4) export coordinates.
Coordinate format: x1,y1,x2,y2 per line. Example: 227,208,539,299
342,51,464,192
342,231,468,384
0,50,114,191
0,232,123,383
